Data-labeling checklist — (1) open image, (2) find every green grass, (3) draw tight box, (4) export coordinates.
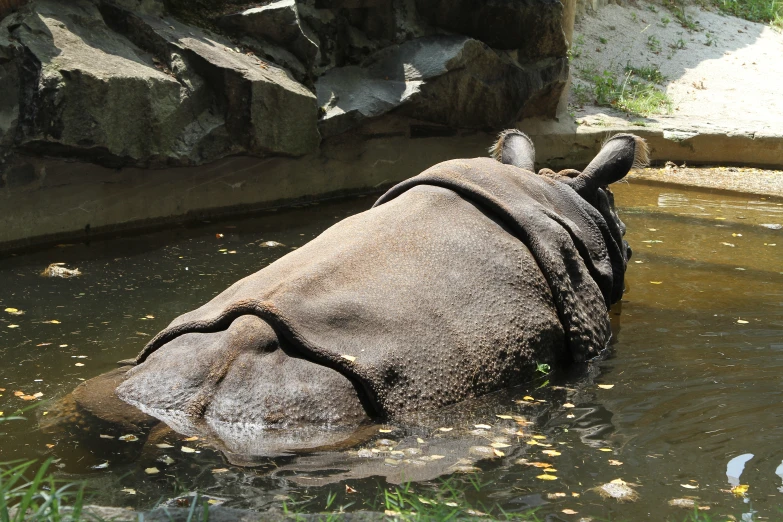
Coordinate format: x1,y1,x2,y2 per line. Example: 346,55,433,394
284,478,543,522
624,64,668,84
709,0,783,29
591,69,673,116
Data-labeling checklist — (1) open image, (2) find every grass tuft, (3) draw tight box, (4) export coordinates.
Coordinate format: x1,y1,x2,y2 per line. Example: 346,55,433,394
709,0,783,29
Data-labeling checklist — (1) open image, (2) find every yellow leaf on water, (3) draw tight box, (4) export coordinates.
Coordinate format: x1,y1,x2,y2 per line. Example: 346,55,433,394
598,384,615,390
341,354,357,363
119,434,139,442
438,427,453,432
100,434,114,439
43,320,61,324
494,449,505,457
490,442,511,449
608,460,623,466
145,467,160,475
715,217,726,220
496,415,513,420
523,396,535,401
184,436,199,441
4,308,23,315
737,319,749,324
181,446,197,453
536,474,558,481
526,440,539,446
563,403,575,408
33,392,43,398
649,281,663,285
599,448,613,452
75,363,84,367
122,488,136,495
533,435,547,440
416,438,425,444
8,325,19,329
212,468,229,474
379,429,392,433
542,450,561,456
680,483,698,489
156,443,174,449
731,484,749,496
474,424,492,430
544,468,557,473
562,509,578,515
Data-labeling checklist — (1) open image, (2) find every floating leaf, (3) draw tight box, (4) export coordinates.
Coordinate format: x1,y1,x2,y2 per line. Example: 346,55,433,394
649,281,663,285
345,485,357,494
122,489,137,495
494,449,505,457
212,468,229,474
496,414,513,420
144,467,160,475
341,354,357,363
720,242,735,247
158,455,175,465
13,391,24,396
416,438,425,444
542,450,561,456
598,384,615,389
491,442,511,449
75,363,84,367
562,509,578,515
438,427,453,432
608,460,623,466
526,440,539,446
181,446,197,453
4,308,23,315
599,448,613,452
43,320,61,324
99,434,114,439
536,474,557,480
156,443,174,449
523,396,535,401
680,483,698,489
737,319,749,324
547,492,566,499
7,325,19,329
429,455,445,460
532,435,547,440
119,434,139,442
544,468,557,473
563,403,575,408
33,392,43,398
567,413,575,418
379,429,392,433
731,484,748,496
474,424,492,430
93,462,110,469
184,436,199,441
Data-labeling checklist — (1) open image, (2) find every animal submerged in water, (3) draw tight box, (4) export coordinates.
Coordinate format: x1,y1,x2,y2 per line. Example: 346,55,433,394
64,130,646,456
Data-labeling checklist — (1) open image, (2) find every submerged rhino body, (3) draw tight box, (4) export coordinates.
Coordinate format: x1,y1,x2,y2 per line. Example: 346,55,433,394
109,131,644,452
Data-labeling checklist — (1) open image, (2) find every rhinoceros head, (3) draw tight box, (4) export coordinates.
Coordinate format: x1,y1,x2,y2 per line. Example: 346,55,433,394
491,130,647,305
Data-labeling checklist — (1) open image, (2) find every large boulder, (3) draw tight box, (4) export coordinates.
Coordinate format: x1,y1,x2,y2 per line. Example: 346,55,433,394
217,0,320,67
414,0,568,60
0,0,319,169
315,35,568,137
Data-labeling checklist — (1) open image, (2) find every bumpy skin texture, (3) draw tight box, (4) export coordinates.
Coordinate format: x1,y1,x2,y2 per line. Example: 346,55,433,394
117,147,634,428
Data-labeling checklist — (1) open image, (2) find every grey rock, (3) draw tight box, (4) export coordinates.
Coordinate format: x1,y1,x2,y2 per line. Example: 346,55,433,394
0,0,319,168
415,0,568,58
316,35,568,136
218,0,320,67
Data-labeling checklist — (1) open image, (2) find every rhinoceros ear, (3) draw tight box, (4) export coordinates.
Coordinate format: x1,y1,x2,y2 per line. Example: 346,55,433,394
489,129,535,172
568,134,649,196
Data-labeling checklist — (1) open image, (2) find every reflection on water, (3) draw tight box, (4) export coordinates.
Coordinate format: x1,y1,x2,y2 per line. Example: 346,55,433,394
0,182,782,519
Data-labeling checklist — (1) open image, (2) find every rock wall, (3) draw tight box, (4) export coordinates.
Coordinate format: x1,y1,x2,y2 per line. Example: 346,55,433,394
0,0,572,248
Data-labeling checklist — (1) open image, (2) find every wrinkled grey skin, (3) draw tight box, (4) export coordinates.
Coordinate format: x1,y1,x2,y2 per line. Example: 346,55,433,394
89,131,643,454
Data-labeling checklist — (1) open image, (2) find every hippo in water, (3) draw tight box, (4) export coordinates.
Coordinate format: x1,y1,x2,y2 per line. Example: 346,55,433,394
67,130,645,457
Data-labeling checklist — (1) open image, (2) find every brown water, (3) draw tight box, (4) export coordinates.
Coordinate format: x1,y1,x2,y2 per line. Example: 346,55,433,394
0,181,782,520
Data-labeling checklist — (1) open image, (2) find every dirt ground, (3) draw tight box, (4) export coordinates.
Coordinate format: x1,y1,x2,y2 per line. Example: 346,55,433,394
569,1,783,136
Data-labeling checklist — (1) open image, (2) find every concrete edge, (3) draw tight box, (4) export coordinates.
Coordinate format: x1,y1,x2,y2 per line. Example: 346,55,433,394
522,119,783,171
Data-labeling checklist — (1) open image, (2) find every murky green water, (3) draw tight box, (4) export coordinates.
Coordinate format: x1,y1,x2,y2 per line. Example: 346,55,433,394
1,181,782,520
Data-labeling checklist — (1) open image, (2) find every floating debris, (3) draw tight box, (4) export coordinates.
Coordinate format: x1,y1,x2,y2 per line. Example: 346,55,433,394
594,478,639,502
41,263,81,278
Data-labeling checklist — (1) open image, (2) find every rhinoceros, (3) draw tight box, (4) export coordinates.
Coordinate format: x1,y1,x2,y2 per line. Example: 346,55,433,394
101,131,645,453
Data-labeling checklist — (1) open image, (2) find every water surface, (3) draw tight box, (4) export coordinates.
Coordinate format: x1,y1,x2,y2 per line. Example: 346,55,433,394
0,181,781,520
